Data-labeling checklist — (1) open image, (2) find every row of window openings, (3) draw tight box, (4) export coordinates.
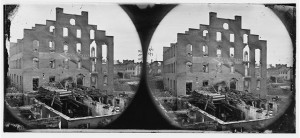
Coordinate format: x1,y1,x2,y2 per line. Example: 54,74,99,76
279,71,288,74
186,63,235,73
187,63,253,77
10,74,22,87
166,79,176,91
165,64,175,73
14,59,21,69
91,76,108,86
33,59,89,70
187,45,236,58
126,67,135,70
33,41,106,58
49,26,95,39
202,30,248,43
33,40,79,53
34,59,100,73
32,59,69,69
33,76,108,91
200,80,261,90
187,45,260,63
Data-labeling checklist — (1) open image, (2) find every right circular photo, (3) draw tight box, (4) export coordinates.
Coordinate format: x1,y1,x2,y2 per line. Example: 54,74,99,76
147,4,294,132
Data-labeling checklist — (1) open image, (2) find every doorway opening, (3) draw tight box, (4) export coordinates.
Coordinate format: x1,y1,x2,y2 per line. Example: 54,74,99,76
186,82,192,95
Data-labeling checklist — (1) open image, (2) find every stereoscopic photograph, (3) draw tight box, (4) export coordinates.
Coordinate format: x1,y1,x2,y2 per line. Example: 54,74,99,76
3,2,296,134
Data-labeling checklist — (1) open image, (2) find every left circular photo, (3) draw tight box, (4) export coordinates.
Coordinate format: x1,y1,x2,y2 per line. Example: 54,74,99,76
5,4,142,129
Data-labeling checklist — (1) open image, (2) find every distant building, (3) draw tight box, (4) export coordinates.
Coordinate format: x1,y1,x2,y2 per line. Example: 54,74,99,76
267,64,293,81
163,12,267,97
134,63,142,77
8,8,114,93
148,61,163,76
114,60,141,79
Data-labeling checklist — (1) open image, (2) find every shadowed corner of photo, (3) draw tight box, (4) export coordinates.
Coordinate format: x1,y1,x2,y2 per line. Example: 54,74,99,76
4,5,29,132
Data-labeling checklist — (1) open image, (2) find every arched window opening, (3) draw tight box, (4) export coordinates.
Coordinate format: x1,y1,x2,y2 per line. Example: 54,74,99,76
91,76,96,84
91,59,96,72
104,75,108,86
203,30,208,37
49,41,55,52
63,27,68,37
76,43,81,54
186,44,192,56
203,63,209,73
49,60,55,69
91,47,96,57
77,60,81,69
90,30,95,39
244,80,250,91
33,58,39,69
230,47,235,57
76,74,84,86
230,64,235,73
77,29,81,38
243,34,248,43
243,45,250,61
90,41,97,57
256,80,261,90
230,78,237,90
216,32,222,41
102,44,108,62
32,78,39,91
245,64,249,76
186,62,192,73
216,62,222,73
64,58,69,69
49,26,55,32
33,40,39,52
230,34,234,42
244,51,249,61
203,45,208,57
255,49,261,67
223,23,229,30
70,18,75,25
217,47,222,57
64,45,68,53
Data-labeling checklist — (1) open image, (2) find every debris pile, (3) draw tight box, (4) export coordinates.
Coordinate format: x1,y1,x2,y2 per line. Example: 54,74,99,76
35,86,63,106
29,116,60,128
6,87,19,93
221,89,260,105
5,87,24,107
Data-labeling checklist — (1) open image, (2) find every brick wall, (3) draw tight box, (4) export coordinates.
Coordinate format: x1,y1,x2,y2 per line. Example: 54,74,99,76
163,12,267,97
8,7,114,93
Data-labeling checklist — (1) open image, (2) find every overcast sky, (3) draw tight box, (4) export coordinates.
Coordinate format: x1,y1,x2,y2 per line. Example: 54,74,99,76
8,4,141,62
149,4,293,67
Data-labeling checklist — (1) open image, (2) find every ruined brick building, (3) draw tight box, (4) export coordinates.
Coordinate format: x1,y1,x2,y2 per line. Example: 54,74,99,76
163,12,267,97
8,7,114,93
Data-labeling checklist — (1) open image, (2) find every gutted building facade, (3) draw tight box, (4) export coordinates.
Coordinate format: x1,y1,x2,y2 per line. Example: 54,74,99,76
163,12,267,97
8,7,114,93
